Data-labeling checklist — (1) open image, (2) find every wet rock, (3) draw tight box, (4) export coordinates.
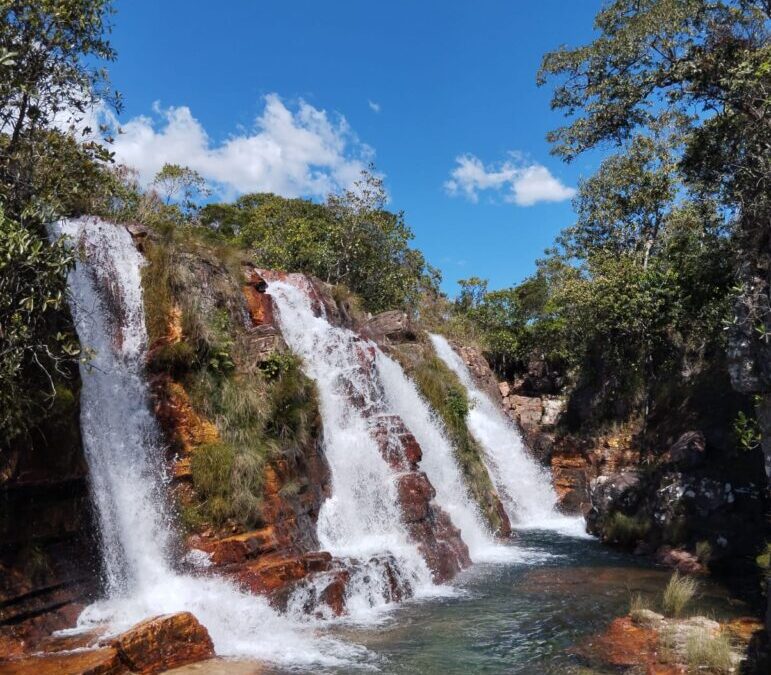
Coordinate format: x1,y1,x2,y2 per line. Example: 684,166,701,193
108,612,214,674
578,616,659,668
585,470,641,535
654,546,706,575
0,647,126,675
396,472,434,523
371,415,422,471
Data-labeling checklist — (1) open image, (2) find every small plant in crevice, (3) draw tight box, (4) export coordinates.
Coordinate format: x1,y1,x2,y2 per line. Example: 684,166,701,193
695,540,712,565
734,410,761,452
662,571,698,618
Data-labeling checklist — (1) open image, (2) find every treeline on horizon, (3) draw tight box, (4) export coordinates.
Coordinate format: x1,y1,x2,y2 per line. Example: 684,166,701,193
1,0,769,457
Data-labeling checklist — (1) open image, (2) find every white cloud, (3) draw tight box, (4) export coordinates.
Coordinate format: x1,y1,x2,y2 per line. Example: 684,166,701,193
368,100,381,113
88,94,373,199
444,153,575,206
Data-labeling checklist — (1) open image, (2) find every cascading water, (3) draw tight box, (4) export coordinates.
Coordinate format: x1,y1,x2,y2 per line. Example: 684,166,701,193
52,217,358,666
429,334,587,536
376,355,510,561
267,280,437,614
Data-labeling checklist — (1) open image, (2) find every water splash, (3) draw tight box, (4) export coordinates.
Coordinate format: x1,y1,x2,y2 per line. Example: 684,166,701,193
52,217,359,666
376,354,515,562
429,334,587,538
268,280,437,614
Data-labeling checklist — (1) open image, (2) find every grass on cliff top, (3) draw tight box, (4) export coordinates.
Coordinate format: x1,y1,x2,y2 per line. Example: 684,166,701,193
391,342,507,536
140,229,319,531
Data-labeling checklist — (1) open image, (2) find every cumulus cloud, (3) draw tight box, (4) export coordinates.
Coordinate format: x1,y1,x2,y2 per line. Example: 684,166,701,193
88,94,373,199
368,100,381,113
444,153,575,206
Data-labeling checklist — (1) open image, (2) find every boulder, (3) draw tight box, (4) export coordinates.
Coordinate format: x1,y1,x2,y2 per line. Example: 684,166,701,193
0,647,125,675
108,612,214,674
654,546,706,575
362,310,413,343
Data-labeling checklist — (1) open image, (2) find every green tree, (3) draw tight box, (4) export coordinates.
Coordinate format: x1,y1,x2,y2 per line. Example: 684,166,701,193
0,0,118,219
538,0,771,396
0,207,77,444
201,168,436,313
151,163,211,215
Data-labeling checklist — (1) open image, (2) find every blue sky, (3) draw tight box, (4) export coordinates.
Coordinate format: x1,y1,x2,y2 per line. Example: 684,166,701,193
107,0,604,294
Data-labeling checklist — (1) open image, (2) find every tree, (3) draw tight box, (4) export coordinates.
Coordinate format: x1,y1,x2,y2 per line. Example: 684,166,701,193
151,163,210,215
537,0,771,403
0,0,119,219
201,167,436,313
0,207,77,444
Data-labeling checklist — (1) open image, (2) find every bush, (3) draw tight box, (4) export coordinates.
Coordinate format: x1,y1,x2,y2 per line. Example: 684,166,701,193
662,572,698,617
685,627,733,673
602,512,651,546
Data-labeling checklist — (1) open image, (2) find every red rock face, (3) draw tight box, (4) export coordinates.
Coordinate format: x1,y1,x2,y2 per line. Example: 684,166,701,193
369,414,471,583
108,612,214,674
0,612,213,675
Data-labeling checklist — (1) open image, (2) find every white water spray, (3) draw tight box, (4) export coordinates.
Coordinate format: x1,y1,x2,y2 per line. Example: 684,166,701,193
268,280,436,612
429,334,587,537
53,217,359,666
376,355,513,561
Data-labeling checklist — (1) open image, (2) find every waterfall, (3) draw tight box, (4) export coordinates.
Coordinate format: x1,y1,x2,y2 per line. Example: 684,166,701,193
52,217,356,666
429,334,587,536
376,355,509,561
268,280,437,611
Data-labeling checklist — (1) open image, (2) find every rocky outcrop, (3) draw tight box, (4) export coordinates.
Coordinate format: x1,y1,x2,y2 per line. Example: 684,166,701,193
585,459,766,574
108,612,214,674
0,612,214,675
372,415,471,582
578,611,760,673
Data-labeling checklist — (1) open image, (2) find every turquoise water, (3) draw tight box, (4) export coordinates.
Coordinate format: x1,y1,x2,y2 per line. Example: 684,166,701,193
170,531,747,675
321,531,746,674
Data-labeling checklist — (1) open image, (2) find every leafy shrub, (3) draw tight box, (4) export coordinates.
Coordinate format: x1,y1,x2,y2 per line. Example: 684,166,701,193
662,572,698,617
695,540,712,565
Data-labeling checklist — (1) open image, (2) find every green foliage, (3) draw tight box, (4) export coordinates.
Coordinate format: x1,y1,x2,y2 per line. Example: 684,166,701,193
0,0,119,219
695,540,712,565
662,572,698,617
200,168,438,313
0,207,79,444
190,442,237,526
601,511,651,546
734,411,761,452
538,0,771,402
151,163,210,215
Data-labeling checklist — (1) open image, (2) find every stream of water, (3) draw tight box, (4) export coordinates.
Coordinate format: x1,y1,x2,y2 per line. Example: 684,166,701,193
52,219,746,674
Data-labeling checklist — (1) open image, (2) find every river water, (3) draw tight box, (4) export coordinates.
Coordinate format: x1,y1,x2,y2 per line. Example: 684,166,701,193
169,530,747,675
